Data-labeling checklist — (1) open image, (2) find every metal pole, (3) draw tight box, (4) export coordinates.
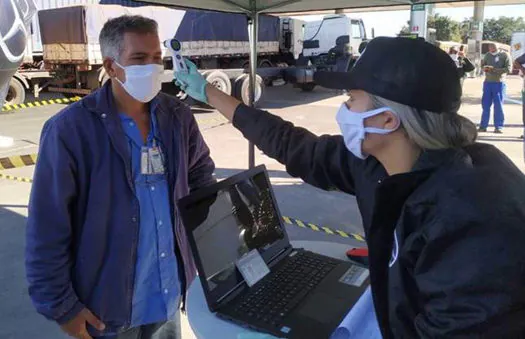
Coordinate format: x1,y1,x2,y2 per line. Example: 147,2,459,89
247,11,258,169
471,1,485,76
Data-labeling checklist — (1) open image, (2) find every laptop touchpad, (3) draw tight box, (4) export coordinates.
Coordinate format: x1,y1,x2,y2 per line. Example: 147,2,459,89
298,292,348,324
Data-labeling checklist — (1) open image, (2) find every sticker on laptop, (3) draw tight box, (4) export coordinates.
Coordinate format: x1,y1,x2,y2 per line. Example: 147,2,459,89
339,265,369,287
236,249,270,287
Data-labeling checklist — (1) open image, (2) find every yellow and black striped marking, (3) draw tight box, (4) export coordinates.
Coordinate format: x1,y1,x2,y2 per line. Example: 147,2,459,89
1,96,81,112
0,154,365,241
0,173,33,183
282,216,365,242
0,154,37,170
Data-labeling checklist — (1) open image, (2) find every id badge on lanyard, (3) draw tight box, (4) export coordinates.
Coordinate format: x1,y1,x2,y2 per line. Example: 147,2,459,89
140,140,165,175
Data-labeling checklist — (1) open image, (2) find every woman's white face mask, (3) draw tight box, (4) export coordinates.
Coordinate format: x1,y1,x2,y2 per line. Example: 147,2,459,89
335,104,399,159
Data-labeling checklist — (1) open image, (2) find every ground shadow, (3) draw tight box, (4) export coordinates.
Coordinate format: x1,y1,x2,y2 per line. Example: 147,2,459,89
461,96,481,105
258,85,341,110
461,96,523,106
0,206,66,339
478,136,524,143
476,124,524,128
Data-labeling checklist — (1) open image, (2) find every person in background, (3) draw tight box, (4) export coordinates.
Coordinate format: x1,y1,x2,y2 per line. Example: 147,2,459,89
479,43,511,134
175,37,525,338
514,52,525,139
448,46,474,87
25,15,215,339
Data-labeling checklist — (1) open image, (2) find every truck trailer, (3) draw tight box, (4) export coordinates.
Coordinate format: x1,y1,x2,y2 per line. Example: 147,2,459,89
5,0,100,107
36,4,310,105
5,3,365,106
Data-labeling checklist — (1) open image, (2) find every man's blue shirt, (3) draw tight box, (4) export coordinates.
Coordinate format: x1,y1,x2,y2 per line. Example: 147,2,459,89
119,109,180,327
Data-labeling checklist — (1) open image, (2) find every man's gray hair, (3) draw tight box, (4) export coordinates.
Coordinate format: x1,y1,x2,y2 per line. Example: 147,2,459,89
369,95,477,150
99,15,158,62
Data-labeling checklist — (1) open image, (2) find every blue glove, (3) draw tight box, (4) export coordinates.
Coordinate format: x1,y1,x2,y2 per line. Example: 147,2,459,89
174,59,208,104
237,332,282,339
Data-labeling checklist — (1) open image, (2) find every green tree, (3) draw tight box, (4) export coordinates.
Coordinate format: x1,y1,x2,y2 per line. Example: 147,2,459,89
428,14,461,41
398,14,461,41
482,16,525,44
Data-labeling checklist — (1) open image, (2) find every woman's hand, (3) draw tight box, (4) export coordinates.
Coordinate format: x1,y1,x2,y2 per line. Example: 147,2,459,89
175,57,242,121
174,59,209,104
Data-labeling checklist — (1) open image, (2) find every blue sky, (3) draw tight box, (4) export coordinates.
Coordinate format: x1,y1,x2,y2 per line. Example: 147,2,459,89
295,4,525,37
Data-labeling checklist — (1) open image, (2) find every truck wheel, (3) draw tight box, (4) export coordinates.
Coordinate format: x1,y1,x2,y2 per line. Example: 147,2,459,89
234,74,264,106
5,78,25,105
299,83,316,92
205,71,232,96
258,59,273,86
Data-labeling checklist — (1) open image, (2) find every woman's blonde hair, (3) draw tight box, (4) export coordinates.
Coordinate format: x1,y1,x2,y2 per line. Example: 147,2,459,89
369,95,477,150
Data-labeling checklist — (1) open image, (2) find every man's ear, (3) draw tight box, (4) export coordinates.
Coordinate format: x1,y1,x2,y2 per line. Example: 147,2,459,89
103,58,117,78
383,110,400,130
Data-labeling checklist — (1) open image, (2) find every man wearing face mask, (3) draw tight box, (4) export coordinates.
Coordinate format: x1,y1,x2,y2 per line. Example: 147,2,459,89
174,37,525,338
479,43,510,134
448,46,474,88
25,15,215,339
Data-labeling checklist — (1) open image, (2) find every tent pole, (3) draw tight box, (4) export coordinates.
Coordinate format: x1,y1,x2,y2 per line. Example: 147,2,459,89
247,10,258,169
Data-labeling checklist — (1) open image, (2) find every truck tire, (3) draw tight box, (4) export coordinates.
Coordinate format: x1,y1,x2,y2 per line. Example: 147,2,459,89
299,83,316,92
258,59,273,86
233,74,264,106
205,70,232,96
5,78,25,105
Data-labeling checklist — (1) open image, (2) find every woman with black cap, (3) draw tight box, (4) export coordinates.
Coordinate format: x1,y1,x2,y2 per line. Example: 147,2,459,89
175,37,525,338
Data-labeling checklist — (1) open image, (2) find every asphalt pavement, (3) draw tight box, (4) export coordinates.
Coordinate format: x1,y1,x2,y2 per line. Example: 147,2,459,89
0,76,524,338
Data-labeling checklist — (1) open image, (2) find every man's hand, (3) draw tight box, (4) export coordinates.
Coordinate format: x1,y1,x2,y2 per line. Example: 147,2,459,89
483,65,493,73
60,308,105,339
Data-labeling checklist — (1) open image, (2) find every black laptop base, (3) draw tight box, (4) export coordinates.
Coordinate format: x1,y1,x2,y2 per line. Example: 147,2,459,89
215,249,368,339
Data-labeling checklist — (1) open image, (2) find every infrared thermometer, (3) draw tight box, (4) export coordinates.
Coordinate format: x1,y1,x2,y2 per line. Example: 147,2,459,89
163,38,188,73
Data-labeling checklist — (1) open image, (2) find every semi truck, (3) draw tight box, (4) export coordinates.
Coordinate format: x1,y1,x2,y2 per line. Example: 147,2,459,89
298,14,367,92
4,0,100,107
37,4,311,105
5,3,367,106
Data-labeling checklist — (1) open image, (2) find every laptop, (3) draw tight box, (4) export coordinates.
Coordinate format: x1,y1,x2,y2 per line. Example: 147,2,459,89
177,165,370,339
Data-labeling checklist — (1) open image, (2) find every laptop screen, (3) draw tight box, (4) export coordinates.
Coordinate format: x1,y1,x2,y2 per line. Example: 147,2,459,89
179,166,290,308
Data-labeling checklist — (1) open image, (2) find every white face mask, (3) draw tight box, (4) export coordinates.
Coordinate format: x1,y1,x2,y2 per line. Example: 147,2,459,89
336,104,399,159
450,54,459,62
490,51,498,56
114,62,163,103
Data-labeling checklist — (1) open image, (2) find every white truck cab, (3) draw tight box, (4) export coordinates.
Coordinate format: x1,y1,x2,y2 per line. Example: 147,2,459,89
302,15,366,58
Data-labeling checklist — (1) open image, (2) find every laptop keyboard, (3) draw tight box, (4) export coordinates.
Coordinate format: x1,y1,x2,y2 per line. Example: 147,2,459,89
233,251,339,327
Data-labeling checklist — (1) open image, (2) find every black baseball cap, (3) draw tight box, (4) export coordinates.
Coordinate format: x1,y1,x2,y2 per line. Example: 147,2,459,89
314,37,462,114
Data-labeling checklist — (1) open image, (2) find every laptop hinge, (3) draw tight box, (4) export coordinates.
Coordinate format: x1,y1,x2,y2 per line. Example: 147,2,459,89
268,246,293,267
216,245,294,307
